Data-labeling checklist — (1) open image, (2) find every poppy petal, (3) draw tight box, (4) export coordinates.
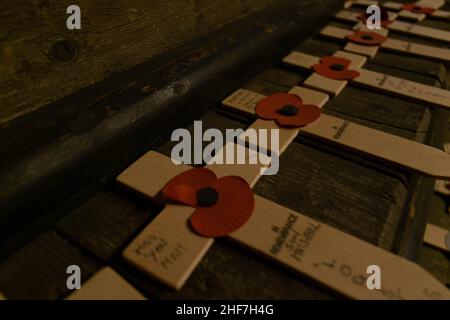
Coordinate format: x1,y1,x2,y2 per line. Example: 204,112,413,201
162,168,217,193
347,31,387,46
255,93,303,120
402,4,435,14
162,184,198,206
312,63,360,81
190,176,254,237
276,104,321,127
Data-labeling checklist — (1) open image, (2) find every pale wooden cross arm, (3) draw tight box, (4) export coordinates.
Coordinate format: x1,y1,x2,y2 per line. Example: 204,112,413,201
222,87,450,180
117,150,450,299
115,60,450,297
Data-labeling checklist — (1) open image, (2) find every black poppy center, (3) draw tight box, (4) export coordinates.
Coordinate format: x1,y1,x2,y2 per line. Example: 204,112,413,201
361,34,374,41
197,187,219,207
412,6,422,12
277,104,299,116
330,63,345,71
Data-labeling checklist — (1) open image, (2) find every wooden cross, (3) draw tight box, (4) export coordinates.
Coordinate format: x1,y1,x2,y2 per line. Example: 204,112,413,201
117,85,450,299
435,143,450,196
320,24,450,61
435,179,450,196
283,50,450,109
336,1,450,43
223,87,450,179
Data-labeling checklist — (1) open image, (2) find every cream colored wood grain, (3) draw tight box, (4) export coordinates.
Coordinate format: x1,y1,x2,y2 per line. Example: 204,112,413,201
67,267,146,300
231,196,450,299
389,20,450,42
119,146,268,289
423,224,450,252
301,114,450,179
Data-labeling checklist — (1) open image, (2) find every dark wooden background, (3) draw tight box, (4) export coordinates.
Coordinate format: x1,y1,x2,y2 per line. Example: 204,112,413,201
0,0,279,124
0,0,449,299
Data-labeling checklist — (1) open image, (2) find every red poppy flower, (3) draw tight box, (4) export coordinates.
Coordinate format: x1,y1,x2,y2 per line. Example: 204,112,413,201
162,168,254,238
312,56,360,81
255,93,321,128
358,7,392,27
347,31,387,46
402,4,435,14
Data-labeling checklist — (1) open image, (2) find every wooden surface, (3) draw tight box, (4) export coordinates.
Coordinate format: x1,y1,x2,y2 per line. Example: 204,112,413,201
0,0,449,299
0,0,276,124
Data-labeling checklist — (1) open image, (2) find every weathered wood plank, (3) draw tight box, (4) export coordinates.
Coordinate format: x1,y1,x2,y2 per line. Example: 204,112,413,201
57,190,154,261
0,0,276,124
254,140,408,249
